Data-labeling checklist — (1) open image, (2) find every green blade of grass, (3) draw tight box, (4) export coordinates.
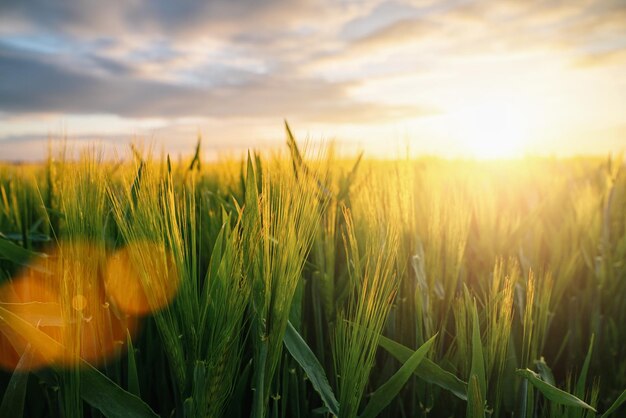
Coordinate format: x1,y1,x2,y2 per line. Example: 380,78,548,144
516,369,596,412
575,334,594,399
466,301,486,418
467,375,485,418
470,301,486,401
81,363,159,418
126,330,140,398
517,377,532,418
0,345,33,418
187,135,202,172
183,397,195,417
129,160,144,208
283,321,339,417
359,334,437,418
252,337,268,418
378,334,467,400
285,120,303,172
0,237,45,267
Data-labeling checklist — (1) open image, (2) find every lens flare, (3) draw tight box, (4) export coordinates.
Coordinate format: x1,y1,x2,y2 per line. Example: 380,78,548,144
105,241,180,316
0,277,63,370
0,241,137,371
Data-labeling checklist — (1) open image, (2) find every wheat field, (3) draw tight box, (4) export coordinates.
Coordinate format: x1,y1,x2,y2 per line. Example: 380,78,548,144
0,129,624,418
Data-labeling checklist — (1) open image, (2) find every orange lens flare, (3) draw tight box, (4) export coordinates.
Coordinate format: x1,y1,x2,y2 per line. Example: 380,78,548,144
0,278,63,370
0,241,138,371
105,241,180,316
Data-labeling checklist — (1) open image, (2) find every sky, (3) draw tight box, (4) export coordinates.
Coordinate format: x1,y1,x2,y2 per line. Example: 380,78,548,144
0,0,625,161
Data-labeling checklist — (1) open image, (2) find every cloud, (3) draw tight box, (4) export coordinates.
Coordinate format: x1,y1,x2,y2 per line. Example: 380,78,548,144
0,44,430,123
438,0,626,55
2,0,433,126
0,0,326,40
333,0,625,63
572,48,626,68
349,17,440,52
0,0,624,162
340,1,423,40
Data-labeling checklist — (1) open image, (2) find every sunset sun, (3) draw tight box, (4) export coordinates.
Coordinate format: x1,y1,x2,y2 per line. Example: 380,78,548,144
450,94,538,159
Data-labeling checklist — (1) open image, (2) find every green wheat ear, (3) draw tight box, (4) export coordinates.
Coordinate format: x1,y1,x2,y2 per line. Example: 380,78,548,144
332,205,401,418
245,146,324,417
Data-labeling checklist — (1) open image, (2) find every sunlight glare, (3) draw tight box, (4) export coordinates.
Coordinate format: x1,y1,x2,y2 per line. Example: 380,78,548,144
451,95,536,159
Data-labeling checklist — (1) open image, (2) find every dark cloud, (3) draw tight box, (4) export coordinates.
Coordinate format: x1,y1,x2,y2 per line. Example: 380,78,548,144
0,45,429,123
0,0,320,39
2,0,430,125
86,54,136,76
0,46,188,116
